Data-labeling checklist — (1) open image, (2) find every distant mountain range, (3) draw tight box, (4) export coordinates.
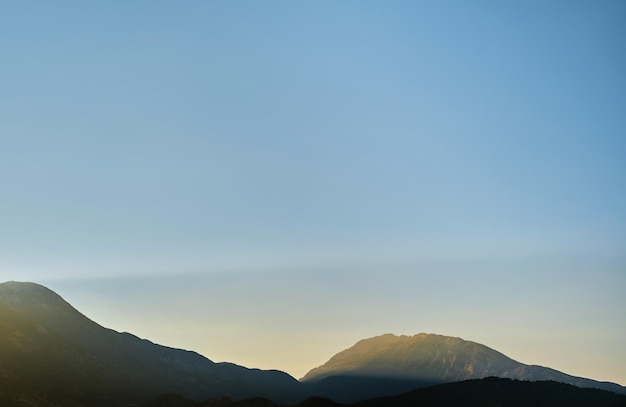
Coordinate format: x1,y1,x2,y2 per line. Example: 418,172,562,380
0,281,624,407
301,332,626,401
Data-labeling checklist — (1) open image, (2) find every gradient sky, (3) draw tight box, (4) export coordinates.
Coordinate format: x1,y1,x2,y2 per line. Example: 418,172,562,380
1,1,625,385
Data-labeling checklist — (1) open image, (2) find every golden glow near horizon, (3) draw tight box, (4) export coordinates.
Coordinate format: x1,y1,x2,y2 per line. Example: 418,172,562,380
36,266,626,386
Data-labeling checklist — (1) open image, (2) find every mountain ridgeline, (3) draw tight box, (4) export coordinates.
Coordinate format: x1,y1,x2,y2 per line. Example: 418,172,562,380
301,333,626,398
0,281,624,407
300,333,625,402
0,281,302,406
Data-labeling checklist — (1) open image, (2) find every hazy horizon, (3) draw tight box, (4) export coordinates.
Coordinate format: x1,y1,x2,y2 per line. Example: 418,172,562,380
26,267,626,386
2,1,625,387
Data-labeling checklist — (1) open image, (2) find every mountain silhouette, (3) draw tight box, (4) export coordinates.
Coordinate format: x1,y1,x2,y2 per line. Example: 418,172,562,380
301,333,625,401
2,281,624,407
0,281,302,407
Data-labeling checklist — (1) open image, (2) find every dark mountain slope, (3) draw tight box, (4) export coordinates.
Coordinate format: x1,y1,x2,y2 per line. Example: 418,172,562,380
302,333,625,398
143,378,626,407
3,281,624,407
355,377,626,407
0,281,302,407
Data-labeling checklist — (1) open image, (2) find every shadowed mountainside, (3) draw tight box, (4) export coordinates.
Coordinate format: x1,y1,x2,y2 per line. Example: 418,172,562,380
1,281,624,407
0,281,302,407
301,332,626,400
356,377,626,407
143,377,626,407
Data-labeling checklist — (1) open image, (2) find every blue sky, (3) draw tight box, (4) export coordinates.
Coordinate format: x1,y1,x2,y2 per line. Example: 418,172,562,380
1,1,625,384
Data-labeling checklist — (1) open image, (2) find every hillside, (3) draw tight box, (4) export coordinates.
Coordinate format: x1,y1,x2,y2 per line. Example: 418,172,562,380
0,281,302,406
146,377,626,407
2,281,624,406
302,333,625,399
355,377,626,407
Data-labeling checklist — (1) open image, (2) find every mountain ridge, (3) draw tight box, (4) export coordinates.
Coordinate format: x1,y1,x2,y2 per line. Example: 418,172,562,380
301,332,625,395
1,280,624,406
0,281,303,406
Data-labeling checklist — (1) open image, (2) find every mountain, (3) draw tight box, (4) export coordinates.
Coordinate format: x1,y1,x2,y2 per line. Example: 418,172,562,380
301,333,625,401
2,281,624,406
0,281,303,407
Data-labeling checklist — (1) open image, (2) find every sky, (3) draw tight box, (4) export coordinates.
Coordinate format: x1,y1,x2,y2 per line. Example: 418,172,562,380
1,1,625,385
